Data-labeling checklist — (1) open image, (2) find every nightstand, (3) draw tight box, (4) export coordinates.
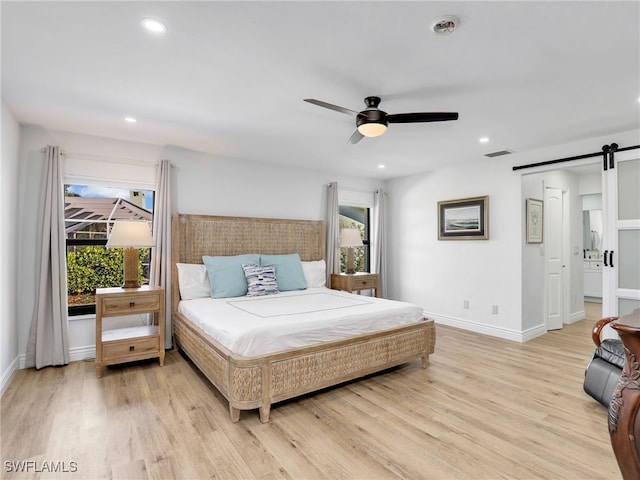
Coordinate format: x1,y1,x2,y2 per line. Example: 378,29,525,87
331,272,380,297
95,285,165,378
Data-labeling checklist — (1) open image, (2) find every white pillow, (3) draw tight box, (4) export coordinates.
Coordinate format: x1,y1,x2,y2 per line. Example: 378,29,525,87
176,263,210,300
301,260,326,288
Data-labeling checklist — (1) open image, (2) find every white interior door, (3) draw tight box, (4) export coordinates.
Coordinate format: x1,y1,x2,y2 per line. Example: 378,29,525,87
602,150,640,317
545,186,565,330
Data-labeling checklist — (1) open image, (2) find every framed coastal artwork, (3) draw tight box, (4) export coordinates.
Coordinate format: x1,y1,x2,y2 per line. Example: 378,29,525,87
438,196,489,240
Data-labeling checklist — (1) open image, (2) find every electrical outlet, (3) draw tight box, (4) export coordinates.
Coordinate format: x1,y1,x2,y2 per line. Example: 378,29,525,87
463,300,469,309
491,305,498,315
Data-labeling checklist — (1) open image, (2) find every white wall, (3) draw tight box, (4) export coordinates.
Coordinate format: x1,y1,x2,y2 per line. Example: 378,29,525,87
158,144,378,221
1,101,21,393
579,173,601,196
386,154,524,340
521,174,547,333
15,126,383,362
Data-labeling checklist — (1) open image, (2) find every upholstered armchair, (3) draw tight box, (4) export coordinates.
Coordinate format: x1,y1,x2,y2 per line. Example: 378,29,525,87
583,317,624,407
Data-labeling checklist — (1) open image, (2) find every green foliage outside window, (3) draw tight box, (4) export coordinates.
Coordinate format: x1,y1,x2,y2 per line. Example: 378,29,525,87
66,247,149,304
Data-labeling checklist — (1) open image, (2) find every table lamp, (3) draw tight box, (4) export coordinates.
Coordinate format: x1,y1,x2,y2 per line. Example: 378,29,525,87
106,220,155,288
340,228,363,275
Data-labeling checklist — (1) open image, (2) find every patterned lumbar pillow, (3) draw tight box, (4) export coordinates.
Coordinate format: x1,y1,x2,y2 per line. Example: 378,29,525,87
242,264,279,296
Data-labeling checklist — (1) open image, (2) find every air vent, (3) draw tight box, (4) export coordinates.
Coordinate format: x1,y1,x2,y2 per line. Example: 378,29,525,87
484,149,513,158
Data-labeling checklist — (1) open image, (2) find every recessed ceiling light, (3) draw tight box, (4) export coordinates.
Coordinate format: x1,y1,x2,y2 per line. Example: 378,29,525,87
479,137,490,143
378,164,385,169
141,18,167,34
124,117,137,123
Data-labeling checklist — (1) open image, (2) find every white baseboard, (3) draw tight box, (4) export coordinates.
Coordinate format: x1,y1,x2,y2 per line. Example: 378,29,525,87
0,356,19,396
568,310,586,324
69,345,96,362
425,311,546,343
17,345,95,370
521,324,548,342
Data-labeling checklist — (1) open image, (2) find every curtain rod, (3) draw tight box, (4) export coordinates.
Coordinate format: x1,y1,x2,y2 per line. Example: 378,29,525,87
40,148,172,167
334,184,386,194
512,144,639,171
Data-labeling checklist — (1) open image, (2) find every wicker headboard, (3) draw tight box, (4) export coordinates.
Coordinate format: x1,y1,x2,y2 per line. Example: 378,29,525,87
171,214,326,312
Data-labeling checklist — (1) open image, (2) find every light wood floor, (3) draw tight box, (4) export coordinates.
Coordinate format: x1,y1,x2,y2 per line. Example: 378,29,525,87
584,301,603,321
2,316,618,479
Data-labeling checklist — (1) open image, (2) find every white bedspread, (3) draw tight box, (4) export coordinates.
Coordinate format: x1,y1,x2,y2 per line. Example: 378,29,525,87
178,287,424,357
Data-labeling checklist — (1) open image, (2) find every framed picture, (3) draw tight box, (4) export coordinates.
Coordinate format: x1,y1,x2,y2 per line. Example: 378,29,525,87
526,198,543,243
438,196,489,240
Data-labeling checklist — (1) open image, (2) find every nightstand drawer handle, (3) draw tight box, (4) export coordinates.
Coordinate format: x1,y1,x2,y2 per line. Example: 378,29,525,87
362,281,368,285
129,302,135,308
129,345,135,351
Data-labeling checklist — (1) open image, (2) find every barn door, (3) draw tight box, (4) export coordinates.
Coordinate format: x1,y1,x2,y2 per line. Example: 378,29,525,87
601,146,640,318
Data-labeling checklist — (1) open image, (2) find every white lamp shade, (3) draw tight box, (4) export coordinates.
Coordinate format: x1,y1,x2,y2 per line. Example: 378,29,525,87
106,220,155,248
340,228,363,247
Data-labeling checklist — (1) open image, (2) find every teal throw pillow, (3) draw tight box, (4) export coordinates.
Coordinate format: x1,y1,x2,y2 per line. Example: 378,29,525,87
259,253,307,291
202,254,260,298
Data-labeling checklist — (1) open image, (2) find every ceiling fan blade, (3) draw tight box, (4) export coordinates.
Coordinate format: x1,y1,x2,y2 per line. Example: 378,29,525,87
347,130,364,144
387,112,459,123
304,98,359,116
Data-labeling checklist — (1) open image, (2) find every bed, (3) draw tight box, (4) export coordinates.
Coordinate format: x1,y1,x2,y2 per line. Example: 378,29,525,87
171,213,435,422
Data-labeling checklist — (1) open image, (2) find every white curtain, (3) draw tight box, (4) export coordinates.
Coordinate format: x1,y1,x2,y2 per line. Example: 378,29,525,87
371,189,387,298
150,159,172,348
326,182,340,284
26,145,70,368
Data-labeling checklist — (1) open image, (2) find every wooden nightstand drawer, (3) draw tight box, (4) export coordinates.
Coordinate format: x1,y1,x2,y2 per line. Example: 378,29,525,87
101,293,161,316
351,276,377,289
102,336,160,361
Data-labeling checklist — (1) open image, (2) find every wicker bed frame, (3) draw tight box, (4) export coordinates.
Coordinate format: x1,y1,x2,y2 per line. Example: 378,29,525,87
171,213,435,422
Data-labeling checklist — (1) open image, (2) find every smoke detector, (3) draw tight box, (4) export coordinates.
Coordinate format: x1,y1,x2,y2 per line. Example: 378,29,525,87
431,15,459,34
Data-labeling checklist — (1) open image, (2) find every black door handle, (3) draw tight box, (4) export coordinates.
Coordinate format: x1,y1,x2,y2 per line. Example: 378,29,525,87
610,250,614,268
604,250,609,267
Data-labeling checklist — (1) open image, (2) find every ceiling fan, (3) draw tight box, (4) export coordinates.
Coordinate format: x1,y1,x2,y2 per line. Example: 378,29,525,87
304,96,458,144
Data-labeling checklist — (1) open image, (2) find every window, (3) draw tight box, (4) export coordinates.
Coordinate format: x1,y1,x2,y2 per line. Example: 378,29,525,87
65,184,154,315
339,205,370,273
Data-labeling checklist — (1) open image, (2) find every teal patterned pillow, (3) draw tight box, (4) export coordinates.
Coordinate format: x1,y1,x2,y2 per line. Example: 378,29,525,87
242,264,279,296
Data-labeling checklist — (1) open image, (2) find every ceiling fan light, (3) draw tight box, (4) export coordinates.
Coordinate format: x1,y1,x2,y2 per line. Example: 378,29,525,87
357,122,387,137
